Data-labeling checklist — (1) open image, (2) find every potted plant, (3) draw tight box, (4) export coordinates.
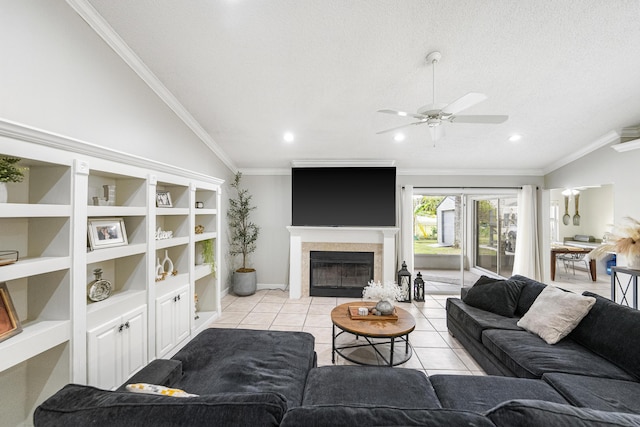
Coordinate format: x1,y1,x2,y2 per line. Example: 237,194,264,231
591,217,640,270
196,239,216,276
228,172,259,296
0,157,25,203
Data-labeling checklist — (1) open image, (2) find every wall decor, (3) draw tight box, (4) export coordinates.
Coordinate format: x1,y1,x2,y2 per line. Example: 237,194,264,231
155,258,165,282
156,191,172,208
195,201,204,209
87,268,113,302
87,218,128,250
0,250,19,267
0,282,22,343
195,225,204,234
161,250,177,277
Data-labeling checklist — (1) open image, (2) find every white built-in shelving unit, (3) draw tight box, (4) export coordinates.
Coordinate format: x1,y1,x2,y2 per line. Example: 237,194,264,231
0,120,223,426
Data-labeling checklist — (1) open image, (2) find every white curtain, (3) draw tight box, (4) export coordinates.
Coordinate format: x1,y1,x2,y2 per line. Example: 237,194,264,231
398,186,414,276
513,185,542,280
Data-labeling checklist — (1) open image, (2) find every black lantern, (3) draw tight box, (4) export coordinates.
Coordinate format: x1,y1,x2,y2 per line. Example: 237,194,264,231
414,272,425,302
397,261,411,303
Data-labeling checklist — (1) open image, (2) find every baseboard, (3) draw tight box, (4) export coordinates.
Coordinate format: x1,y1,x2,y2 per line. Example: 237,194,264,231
257,283,287,291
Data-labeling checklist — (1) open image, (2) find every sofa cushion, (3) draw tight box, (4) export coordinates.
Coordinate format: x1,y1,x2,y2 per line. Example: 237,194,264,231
462,278,524,317
517,286,595,344
171,328,315,407
33,384,286,427
543,373,640,414
280,405,496,427
115,359,183,392
509,275,547,316
481,329,635,380
485,399,640,427
447,298,522,342
430,375,567,413
302,366,440,409
570,292,640,381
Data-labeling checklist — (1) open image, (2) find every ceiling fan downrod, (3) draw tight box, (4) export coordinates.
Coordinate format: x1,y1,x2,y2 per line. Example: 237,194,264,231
426,51,442,107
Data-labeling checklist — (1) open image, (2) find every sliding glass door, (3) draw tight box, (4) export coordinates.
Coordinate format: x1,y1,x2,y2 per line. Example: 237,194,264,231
473,196,518,277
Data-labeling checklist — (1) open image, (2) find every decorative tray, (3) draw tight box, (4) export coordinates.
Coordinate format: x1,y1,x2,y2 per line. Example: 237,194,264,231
348,305,398,321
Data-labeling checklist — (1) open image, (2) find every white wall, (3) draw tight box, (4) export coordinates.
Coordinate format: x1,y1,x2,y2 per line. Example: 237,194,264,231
0,0,231,178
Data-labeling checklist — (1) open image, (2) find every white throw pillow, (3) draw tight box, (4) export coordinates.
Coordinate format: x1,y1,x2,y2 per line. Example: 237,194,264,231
126,383,199,398
517,286,596,344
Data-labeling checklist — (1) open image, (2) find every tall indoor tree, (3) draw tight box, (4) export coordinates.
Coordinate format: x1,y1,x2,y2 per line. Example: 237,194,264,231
228,172,260,295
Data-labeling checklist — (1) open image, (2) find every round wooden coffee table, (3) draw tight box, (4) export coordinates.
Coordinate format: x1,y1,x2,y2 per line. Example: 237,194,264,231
331,301,416,367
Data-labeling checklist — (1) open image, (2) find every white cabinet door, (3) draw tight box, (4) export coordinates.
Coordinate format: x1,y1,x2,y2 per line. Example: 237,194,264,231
87,317,123,390
156,293,176,357
155,285,191,357
174,285,191,345
121,306,148,382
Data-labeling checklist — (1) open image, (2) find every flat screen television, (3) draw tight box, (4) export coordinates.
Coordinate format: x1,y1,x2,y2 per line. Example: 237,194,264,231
291,167,396,227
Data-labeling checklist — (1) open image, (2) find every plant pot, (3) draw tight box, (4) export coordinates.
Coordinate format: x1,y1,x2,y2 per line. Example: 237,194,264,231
233,269,257,296
0,183,7,203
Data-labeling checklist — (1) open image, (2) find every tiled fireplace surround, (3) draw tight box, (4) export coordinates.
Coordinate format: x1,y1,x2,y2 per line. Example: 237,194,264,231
287,226,399,299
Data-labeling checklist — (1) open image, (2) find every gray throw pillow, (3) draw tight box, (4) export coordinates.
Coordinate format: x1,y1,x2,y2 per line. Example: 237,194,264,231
517,286,595,344
462,277,524,318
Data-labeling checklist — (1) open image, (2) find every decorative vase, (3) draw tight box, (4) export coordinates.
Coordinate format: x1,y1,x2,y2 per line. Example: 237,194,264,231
155,258,164,281
87,268,113,302
162,250,174,275
0,183,7,203
375,299,395,316
627,253,640,270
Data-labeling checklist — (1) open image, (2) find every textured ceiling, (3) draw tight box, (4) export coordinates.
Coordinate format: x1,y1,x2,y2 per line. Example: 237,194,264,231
83,0,640,174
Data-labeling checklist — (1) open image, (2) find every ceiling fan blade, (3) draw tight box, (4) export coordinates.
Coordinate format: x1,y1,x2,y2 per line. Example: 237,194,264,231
441,92,488,115
377,109,427,120
376,121,427,134
449,115,509,124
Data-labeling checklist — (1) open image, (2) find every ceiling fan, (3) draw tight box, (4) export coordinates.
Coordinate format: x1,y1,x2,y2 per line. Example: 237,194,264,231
376,51,508,144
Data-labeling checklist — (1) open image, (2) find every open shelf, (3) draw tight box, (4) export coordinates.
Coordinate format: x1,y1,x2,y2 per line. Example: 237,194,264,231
0,319,71,372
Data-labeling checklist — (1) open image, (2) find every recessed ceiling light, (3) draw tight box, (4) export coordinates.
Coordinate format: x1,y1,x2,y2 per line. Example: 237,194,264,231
394,133,405,142
397,111,408,117
508,134,522,142
283,132,295,143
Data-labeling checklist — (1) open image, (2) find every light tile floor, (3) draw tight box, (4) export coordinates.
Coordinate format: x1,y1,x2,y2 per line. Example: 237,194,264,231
211,290,486,377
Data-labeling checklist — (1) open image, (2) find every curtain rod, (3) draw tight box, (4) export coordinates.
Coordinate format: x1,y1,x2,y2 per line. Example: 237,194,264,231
411,186,538,190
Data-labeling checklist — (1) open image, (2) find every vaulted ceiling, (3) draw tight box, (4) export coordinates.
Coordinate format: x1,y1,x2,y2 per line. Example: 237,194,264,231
79,0,640,174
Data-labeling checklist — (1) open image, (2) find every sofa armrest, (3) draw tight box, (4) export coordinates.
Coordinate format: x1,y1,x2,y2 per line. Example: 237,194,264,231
115,359,183,391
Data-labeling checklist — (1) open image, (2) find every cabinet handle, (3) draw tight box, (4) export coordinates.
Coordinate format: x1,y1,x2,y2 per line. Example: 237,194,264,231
177,295,181,301
118,324,124,332
125,321,130,329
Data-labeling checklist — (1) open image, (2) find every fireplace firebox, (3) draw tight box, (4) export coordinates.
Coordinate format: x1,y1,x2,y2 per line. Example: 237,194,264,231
309,251,374,297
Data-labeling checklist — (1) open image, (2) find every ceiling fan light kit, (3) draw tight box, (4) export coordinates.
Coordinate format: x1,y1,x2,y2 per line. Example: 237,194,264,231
376,51,509,144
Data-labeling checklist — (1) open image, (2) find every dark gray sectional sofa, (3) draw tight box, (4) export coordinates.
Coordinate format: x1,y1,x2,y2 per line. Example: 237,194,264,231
35,276,640,426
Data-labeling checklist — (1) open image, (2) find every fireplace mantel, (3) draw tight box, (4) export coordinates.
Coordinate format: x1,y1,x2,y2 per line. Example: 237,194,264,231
287,226,399,299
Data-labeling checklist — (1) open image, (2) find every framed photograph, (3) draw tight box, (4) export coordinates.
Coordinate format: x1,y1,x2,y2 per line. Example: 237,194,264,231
88,218,129,250
0,282,22,343
156,191,173,208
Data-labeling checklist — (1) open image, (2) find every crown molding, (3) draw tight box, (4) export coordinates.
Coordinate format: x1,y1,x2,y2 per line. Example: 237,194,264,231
542,130,620,175
0,118,224,185
239,168,292,176
611,126,640,152
397,168,544,176
65,0,237,174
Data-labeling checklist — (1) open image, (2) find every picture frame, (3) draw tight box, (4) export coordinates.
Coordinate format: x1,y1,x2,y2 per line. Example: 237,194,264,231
88,218,129,250
156,191,173,208
0,282,22,343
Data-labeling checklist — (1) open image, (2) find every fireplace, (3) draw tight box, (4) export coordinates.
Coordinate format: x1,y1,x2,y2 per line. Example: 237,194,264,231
310,251,374,297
